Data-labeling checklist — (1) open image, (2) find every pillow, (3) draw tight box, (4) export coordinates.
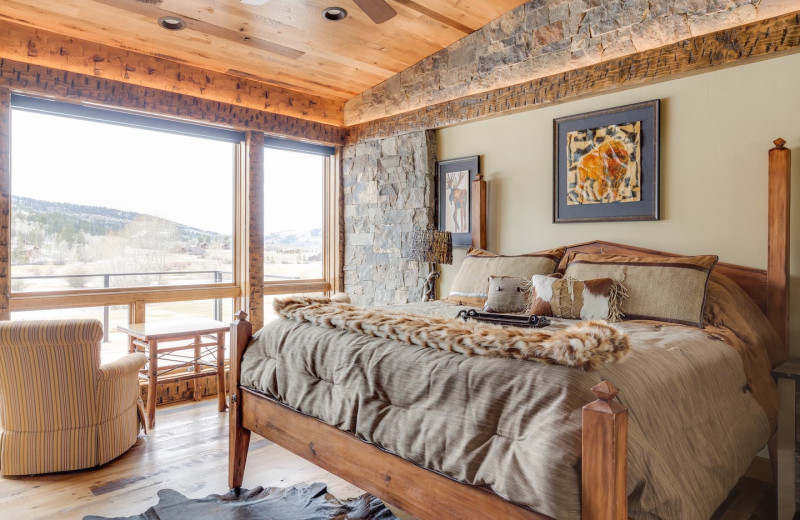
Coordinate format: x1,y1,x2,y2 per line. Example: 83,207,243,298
445,247,565,307
483,276,528,313
530,274,626,322
563,253,718,327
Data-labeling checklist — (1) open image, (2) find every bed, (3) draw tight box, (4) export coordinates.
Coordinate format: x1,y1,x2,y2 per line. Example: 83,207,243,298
227,139,791,520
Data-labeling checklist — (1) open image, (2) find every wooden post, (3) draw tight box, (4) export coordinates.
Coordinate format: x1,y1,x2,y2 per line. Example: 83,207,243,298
767,138,791,347
193,334,201,401
216,331,228,412
471,173,487,249
246,132,265,331
229,310,253,490
0,88,10,321
582,381,628,520
128,300,145,353
147,339,158,430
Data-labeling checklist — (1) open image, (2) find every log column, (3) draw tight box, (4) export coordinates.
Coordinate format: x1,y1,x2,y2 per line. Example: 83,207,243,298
0,88,10,320
246,132,264,330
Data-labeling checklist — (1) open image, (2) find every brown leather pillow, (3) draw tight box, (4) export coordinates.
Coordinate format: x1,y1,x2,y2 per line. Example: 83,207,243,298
530,274,626,322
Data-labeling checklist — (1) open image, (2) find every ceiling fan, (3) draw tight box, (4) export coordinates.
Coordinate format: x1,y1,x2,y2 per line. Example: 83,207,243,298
239,0,397,24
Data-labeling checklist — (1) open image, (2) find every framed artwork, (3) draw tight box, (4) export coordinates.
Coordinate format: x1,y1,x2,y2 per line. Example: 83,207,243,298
553,100,660,223
437,156,479,247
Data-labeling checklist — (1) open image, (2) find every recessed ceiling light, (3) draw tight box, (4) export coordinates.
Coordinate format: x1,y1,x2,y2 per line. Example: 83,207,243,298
158,16,186,31
322,7,348,21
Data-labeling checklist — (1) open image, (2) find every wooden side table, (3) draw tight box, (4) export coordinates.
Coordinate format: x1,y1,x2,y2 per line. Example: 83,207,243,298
773,359,800,520
118,319,230,429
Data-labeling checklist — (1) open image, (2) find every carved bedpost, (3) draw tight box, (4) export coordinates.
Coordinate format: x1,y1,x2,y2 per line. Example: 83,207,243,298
229,310,253,490
582,381,628,520
767,138,791,347
471,173,487,249
768,138,794,520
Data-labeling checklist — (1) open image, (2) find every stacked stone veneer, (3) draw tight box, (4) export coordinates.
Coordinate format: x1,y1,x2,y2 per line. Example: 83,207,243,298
342,130,436,305
345,0,792,124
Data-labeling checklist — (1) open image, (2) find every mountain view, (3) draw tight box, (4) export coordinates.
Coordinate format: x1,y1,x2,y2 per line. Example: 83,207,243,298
11,196,322,291
12,196,231,247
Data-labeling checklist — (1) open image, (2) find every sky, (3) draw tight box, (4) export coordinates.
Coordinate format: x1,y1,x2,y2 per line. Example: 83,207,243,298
11,110,323,235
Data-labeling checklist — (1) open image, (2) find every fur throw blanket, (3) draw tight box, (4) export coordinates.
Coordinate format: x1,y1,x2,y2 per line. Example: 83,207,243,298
274,297,631,370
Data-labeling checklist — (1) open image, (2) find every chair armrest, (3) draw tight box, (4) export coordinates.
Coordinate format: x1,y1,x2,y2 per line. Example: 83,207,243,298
98,353,147,381
96,353,147,425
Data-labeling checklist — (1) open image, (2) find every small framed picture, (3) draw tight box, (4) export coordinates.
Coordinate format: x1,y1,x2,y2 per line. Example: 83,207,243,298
553,100,660,223
437,156,479,247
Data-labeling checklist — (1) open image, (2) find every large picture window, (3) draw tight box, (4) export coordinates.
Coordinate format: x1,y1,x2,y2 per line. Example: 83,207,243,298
5,96,340,348
10,96,241,293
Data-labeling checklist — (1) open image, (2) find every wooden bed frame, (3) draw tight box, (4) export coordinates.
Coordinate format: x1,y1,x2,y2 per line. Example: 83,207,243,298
228,139,791,520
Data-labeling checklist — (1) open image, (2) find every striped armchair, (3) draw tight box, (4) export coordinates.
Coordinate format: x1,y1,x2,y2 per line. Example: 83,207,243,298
0,319,147,476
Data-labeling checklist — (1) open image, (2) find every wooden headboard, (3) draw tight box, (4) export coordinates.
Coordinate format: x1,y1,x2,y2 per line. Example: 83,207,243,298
471,139,792,350
558,240,771,312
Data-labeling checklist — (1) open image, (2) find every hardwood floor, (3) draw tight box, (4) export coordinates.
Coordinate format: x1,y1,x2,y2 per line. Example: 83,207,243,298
0,398,786,519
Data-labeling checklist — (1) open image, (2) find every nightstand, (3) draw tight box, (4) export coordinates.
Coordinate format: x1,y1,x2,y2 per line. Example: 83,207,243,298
773,360,800,519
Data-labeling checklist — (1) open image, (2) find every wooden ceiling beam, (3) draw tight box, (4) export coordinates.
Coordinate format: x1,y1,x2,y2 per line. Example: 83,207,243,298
345,10,800,143
392,0,473,34
0,20,344,125
0,57,343,145
91,0,305,60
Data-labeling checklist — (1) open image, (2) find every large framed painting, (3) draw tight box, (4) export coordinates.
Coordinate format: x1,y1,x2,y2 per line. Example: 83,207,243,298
437,156,479,247
553,100,660,223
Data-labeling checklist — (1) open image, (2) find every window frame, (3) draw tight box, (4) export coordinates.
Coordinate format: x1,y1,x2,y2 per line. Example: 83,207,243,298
8,95,244,313
261,138,338,298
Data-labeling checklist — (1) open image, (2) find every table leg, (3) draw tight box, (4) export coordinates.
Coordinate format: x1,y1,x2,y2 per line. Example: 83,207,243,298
193,335,202,401
777,377,796,520
147,339,158,430
217,331,228,412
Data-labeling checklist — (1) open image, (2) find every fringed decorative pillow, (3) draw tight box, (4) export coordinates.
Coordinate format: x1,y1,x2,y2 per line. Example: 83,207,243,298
483,276,529,313
530,274,627,322
445,247,565,307
563,253,718,328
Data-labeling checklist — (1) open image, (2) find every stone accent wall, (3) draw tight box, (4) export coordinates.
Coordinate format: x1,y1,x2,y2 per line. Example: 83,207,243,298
345,0,793,125
342,130,436,305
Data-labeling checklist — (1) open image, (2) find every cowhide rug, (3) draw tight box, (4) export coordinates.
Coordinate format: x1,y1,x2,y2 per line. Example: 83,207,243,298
84,482,398,520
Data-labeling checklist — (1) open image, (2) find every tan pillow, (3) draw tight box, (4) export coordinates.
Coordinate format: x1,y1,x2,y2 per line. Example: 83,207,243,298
483,276,528,313
445,247,565,307
564,253,718,327
530,274,626,322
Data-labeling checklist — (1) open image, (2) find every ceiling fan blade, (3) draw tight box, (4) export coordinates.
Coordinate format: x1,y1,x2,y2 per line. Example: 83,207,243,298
353,0,396,24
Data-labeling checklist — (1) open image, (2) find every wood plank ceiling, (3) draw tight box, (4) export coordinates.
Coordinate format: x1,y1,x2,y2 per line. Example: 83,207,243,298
0,0,528,104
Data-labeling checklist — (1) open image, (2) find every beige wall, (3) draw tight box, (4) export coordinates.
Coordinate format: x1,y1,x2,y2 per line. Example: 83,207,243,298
437,51,800,354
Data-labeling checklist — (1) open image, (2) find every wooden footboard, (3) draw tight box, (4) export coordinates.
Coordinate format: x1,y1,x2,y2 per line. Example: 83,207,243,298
227,311,629,520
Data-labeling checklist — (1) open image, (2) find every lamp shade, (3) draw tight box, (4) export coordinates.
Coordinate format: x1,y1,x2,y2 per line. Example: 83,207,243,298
405,227,453,265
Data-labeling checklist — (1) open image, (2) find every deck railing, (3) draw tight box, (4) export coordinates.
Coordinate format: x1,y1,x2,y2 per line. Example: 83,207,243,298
12,270,300,341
